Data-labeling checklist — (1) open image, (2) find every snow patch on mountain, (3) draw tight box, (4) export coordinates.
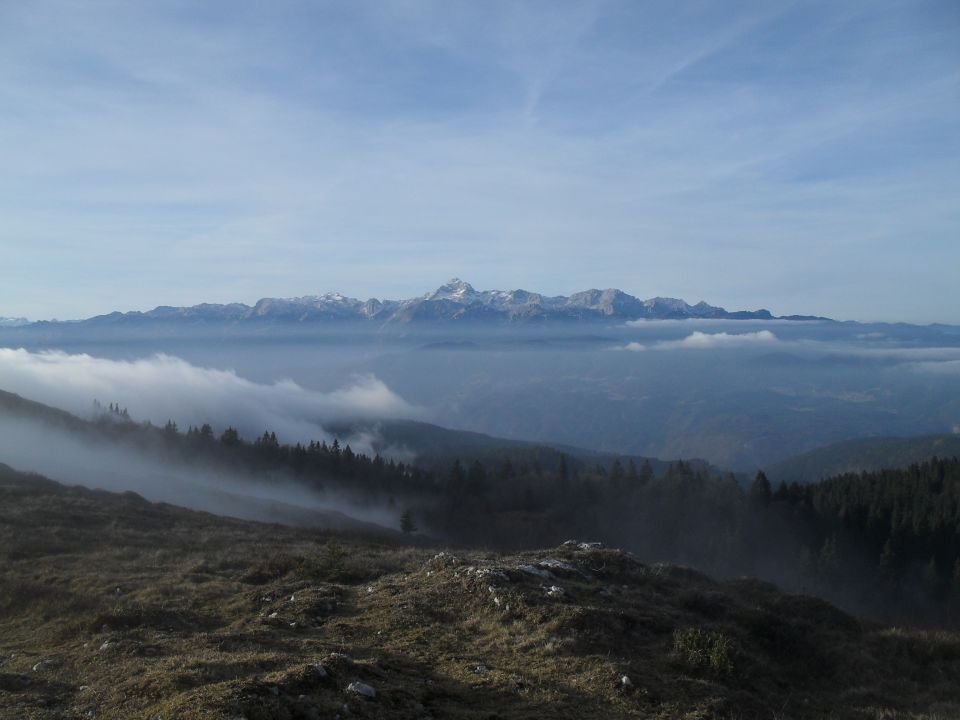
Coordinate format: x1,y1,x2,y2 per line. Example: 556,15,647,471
13,279,791,327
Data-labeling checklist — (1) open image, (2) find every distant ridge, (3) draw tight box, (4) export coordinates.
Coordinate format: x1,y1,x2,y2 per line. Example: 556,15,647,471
767,433,960,485
14,279,824,327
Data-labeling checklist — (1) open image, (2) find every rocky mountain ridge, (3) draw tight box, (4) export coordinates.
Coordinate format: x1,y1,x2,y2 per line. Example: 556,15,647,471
47,279,795,327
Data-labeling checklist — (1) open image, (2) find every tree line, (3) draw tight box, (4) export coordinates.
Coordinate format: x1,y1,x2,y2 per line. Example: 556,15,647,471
89,406,960,625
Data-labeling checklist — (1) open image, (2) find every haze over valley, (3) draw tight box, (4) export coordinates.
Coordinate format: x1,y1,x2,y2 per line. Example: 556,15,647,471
3,280,958,470
2,2,959,717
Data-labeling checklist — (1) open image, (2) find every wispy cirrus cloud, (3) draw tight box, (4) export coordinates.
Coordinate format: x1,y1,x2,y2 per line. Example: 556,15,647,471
0,1,957,322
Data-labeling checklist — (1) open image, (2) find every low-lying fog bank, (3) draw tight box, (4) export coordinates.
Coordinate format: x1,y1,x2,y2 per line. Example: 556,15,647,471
0,414,401,533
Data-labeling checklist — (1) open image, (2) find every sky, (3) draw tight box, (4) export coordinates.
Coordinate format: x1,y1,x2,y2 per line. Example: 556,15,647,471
0,0,957,323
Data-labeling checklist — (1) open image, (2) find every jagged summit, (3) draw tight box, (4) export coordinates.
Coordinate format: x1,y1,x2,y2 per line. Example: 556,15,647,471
23,280,784,327
428,278,478,301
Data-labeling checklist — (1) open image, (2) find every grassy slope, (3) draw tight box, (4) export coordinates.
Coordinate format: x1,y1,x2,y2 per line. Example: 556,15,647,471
2,466,960,720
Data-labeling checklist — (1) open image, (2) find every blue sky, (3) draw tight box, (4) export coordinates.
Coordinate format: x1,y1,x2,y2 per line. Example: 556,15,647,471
0,0,957,322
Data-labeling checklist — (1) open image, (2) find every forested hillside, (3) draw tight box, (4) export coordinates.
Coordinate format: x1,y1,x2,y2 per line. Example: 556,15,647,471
3,389,959,625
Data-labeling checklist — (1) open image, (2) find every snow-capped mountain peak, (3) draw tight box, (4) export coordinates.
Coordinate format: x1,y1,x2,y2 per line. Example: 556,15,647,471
18,280,781,327
428,278,479,302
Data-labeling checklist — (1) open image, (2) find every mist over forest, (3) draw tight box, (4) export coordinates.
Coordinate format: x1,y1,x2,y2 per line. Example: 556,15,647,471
3,1,959,715
2,312,960,628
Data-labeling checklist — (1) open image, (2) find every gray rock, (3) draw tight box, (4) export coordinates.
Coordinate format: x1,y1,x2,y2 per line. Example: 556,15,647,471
519,564,554,580
346,681,376,698
539,558,577,572
545,585,565,598
471,567,510,582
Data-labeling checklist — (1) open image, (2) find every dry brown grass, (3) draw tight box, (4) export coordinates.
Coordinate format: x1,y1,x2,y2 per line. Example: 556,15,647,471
2,467,960,719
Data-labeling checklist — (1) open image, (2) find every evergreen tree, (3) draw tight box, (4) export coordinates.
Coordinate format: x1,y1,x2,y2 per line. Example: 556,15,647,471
639,459,654,483
922,557,941,599
466,460,488,497
400,509,417,534
749,471,771,506
610,459,625,481
879,537,900,587
818,535,840,587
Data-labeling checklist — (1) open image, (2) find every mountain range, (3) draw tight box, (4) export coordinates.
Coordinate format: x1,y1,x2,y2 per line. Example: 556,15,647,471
17,279,823,327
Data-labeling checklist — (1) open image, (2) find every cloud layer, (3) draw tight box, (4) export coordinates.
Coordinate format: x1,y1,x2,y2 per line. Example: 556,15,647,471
623,329,780,352
0,348,419,443
660,330,780,350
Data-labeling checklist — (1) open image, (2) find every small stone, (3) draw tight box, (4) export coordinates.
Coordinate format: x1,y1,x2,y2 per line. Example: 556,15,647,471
577,541,604,550
539,558,577,572
311,663,329,678
546,585,565,598
289,622,298,629
99,640,112,652
328,652,353,664
474,664,489,674
621,675,632,688
290,594,296,602
346,681,376,698
269,685,280,696
268,612,278,619
366,586,374,594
